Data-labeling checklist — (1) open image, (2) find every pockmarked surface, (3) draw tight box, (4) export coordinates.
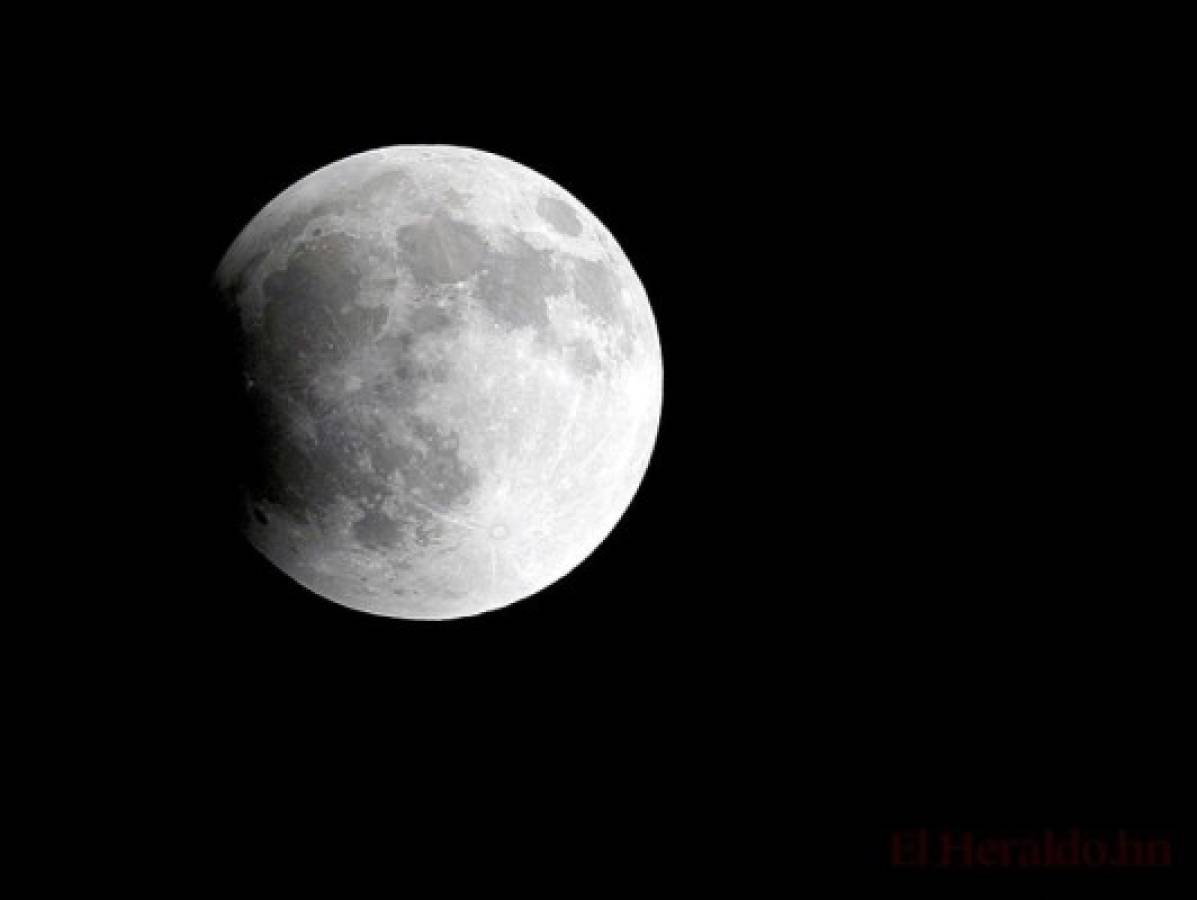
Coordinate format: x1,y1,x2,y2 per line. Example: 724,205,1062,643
215,147,662,619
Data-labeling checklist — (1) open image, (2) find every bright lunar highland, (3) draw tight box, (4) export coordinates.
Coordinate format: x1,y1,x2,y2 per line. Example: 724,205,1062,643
215,146,663,619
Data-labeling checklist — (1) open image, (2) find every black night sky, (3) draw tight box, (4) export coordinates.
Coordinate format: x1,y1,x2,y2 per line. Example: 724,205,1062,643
48,12,1187,883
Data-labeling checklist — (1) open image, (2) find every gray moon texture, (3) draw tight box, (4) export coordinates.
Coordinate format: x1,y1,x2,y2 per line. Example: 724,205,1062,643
214,146,663,619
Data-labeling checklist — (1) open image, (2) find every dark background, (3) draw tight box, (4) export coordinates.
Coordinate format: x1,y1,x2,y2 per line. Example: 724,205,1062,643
48,11,1186,881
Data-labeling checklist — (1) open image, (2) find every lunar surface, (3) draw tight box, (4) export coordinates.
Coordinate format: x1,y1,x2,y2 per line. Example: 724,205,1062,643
214,146,662,619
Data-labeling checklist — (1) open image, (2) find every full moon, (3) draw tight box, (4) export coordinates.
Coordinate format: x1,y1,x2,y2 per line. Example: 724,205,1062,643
214,146,663,619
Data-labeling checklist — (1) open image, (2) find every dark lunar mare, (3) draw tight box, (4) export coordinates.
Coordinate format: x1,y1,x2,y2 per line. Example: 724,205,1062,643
259,234,389,379
223,228,482,558
476,232,568,340
396,212,487,286
536,195,582,236
397,216,570,350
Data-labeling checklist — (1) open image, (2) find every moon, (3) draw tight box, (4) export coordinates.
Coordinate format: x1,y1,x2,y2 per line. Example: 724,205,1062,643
214,146,663,619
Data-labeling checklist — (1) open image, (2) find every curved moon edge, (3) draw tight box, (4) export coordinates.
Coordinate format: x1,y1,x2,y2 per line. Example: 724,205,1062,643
216,146,663,619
